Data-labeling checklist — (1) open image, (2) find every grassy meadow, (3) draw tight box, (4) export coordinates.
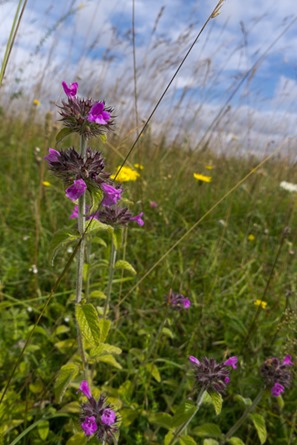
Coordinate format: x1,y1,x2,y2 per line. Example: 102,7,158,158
0,1,297,444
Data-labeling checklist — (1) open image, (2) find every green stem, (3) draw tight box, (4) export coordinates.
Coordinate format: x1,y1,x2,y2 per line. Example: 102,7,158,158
169,387,206,445
222,389,264,442
103,241,117,318
76,134,87,374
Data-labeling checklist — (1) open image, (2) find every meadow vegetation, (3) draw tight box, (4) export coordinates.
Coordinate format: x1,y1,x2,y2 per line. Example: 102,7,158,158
0,1,296,444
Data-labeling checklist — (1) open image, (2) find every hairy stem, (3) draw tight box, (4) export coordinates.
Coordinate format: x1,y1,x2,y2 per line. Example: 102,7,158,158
103,241,117,318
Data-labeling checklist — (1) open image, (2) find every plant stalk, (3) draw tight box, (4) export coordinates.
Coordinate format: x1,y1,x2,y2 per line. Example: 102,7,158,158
103,241,117,318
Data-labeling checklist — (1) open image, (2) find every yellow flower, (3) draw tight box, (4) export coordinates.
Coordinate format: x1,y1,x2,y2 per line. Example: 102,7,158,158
42,181,51,187
205,165,214,170
254,299,267,309
33,99,41,106
193,173,212,183
134,163,144,170
248,234,255,241
111,166,140,182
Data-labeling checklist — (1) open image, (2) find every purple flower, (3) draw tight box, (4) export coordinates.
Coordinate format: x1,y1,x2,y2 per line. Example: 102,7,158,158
101,183,122,206
130,212,144,226
79,380,92,399
283,355,293,366
62,81,78,97
65,179,87,201
189,356,201,366
81,416,98,436
224,356,238,369
182,298,191,309
88,102,111,125
224,376,230,384
271,382,285,397
44,148,60,163
101,408,116,426
70,205,79,219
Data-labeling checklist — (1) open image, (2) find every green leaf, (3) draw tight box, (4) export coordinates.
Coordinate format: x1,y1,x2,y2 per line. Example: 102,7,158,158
98,354,122,369
87,219,114,236
250,414,267,444
90,343,122,358
76,303,101,348
120,408,139,427
162,327,174,339
234,394,252,407
56,127,73,144
276,394,284,411
37,420,49,440
66,432,88,445
171,401,196,428
49,229,79,265
203,440,219,445
89,290,107,300
54,338,76,353
227,438,246,445
193,423,222,438
54,363,79,403
145,363,161,382
148,412,173,430
180,435,197,445
100,133,107,144
98,318,111,343
114,260,137,275
209,391,223,415
164,430,175,445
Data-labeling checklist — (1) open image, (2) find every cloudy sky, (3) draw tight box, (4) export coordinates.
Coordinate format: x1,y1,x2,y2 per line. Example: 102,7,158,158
1,0,297,156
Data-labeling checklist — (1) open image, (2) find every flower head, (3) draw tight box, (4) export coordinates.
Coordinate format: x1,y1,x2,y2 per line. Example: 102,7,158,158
88,102,111,125
130,212,144,226
193,173,212,183
189,356,200,366
254,299,267,309
280,181,297,193
81,416,98,436
62,81,78,97
33,99,41,106
101,409,116,426
271,383,285,397
65,179,87,201
44,148,61,163
149,201,158,208
283,355,293,366
79,380,92,399
134,163,144,170
189,355,236,393
224,356,238,369
166,290,190,310
101,183,122,206
260,356,293,397
111,166,140,182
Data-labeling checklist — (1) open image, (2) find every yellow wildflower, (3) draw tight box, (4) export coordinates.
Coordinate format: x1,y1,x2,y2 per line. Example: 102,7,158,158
193,173,212,183
134,163,144,170
254,299,267,309
111,166,140,182
33,99,41,106
42,181,51,187
248,234,255,241
205,165,214,170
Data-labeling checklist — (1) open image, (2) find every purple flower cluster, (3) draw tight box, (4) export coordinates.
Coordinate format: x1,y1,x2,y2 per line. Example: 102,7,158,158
261,355,293,397
79,380,119,442
189,355,238,393
165,290,191,310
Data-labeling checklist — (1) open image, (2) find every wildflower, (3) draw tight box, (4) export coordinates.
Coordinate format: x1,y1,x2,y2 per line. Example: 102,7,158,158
44,148,61,163
81,416,98,436
280,181,297,193
79,383,119,442
62,81,78,97
42,181,51,187
248,234,255,241
149,201,158,208
130,212,144,226
111,166,140,182
254,299,267,309
260,356,293,397
165,290,191,310
101,183,122,206
193,173,212,183
205,165,214,170
134,163,144,170
65,179,87,201
88,102,111,125
189,355,237,393
33,99,41,106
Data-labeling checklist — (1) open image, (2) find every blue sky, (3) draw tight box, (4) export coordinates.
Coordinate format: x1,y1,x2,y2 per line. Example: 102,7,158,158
1,0,297,155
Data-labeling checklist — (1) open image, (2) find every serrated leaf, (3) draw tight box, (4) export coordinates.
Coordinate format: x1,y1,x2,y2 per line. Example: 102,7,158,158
76,304,101,348
56,127,73,143
203,440,219,445
49,229,79,265
145,363,161,382
162,327,174,339
98,354,122,369
180,435,197,445
90,343,122,358
227,437,246,445
193,423,222,438
99,318,111,343
209,391,223,415
164,430,175,445
250,414,267,444
148,412,173,430
54,363,79,402
37,420,49,440
66,432,88,445
171,401,196,428
114,260,137,275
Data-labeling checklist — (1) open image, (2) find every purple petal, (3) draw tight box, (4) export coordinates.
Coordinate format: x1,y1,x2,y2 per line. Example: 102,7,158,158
130,212,144,226
189,355,200,366
182,298,191,309
44,148,60,163
282,355,293,366
224,356,238,369
101,183,122,206
101,408,116,426
65,179,87,201
81,416,97,436
271,382,285,397
62,81,78,97
79,380,92,399
87,102,110,125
